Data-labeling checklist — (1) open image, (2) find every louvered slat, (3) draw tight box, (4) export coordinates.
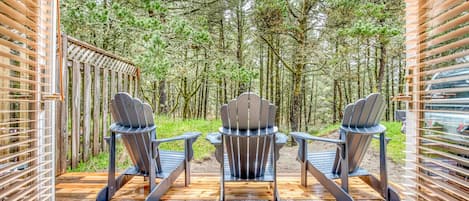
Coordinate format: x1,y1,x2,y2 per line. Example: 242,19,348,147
404,0,469,200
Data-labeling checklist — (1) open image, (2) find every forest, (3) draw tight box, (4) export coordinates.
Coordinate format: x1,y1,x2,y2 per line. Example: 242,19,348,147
61,0,406,132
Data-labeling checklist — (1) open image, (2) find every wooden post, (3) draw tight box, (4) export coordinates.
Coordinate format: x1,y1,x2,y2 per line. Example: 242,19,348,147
59,35,69,174
102,68,109,151
71,60,81,168
111,70,117,97
83,63,91,161
117,71,122,92
129,75,134,95
123,73,128,92
134,75,139,98
93,64,101,154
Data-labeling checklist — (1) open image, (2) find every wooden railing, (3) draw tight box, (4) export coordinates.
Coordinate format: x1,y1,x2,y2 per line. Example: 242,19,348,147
56,34,139,174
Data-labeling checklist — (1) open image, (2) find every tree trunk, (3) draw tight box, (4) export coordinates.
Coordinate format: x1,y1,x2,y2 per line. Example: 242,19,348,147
274,40,281,125
398,52,404,110
152,81,157,110
385,56,390,121
259,41,264,97
333,79,338,123
367,39,374,93
357,40,362,98
391,56,396,120
377,40,386,92
290,72,302,131
266,35,272,100
236,0,246,93
338,81,343,120
289,0,310,132
158,79,167,114
203,49,209,119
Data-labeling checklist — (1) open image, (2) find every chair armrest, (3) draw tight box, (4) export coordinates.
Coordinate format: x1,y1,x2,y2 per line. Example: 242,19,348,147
276,132,288,144
104,134,121,144
274,133,287,161
206,132,223,163
152,132,201,161
152,132,201,146
206,132,221,145
290,132,344,144
372,134,391,144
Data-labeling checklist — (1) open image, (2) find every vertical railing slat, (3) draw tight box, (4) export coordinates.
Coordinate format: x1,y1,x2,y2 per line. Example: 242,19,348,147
71,60,81,168
111,70,117,96
123,73,128,92
57,34,69,175
83,63,92,161
93,65,101,154
102,69,109,151
117,71,122,92
133,76,137,97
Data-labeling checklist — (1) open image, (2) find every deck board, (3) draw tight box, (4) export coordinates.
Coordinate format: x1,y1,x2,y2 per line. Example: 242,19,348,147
56,172,404,200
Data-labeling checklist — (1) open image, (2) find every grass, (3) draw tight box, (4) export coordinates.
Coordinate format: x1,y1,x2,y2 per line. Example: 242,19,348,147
372,121,405,164
70,118,405,172
154,115,220,160
71,140,132,172
313,123,341,136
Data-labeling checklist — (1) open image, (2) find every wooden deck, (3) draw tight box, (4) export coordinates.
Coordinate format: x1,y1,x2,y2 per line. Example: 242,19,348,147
56,173,405,200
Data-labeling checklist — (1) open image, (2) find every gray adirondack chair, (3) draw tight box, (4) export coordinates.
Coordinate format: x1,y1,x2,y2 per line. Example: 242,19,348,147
206,92,287,201
96,92,200,201
291,93,400,201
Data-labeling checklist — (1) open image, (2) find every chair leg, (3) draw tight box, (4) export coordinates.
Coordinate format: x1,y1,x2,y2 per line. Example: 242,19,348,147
272,134,278,201
300,161,307,186
359,175,401,201
299,139,308,186
379,132,389,200
340,139,349,193
150,140,156,191
185,160,190,187
185,139,191,187
388,187,401,201
220,134,225,201
108,132,116,199
272,182,279,201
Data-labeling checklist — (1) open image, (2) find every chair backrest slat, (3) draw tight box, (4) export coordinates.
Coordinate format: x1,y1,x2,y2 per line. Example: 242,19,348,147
334,93,386,174
223,93,275,130
110,92,155,174
220,92,277,179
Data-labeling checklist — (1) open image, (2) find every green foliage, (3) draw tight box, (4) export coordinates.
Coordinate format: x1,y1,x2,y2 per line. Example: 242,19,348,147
61,0,406,137
231,67,258,84
328,1,402,43
61,0,215,85
255,0,287,31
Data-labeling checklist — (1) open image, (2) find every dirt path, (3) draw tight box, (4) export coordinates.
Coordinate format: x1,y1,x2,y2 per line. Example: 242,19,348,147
192,132,404,184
